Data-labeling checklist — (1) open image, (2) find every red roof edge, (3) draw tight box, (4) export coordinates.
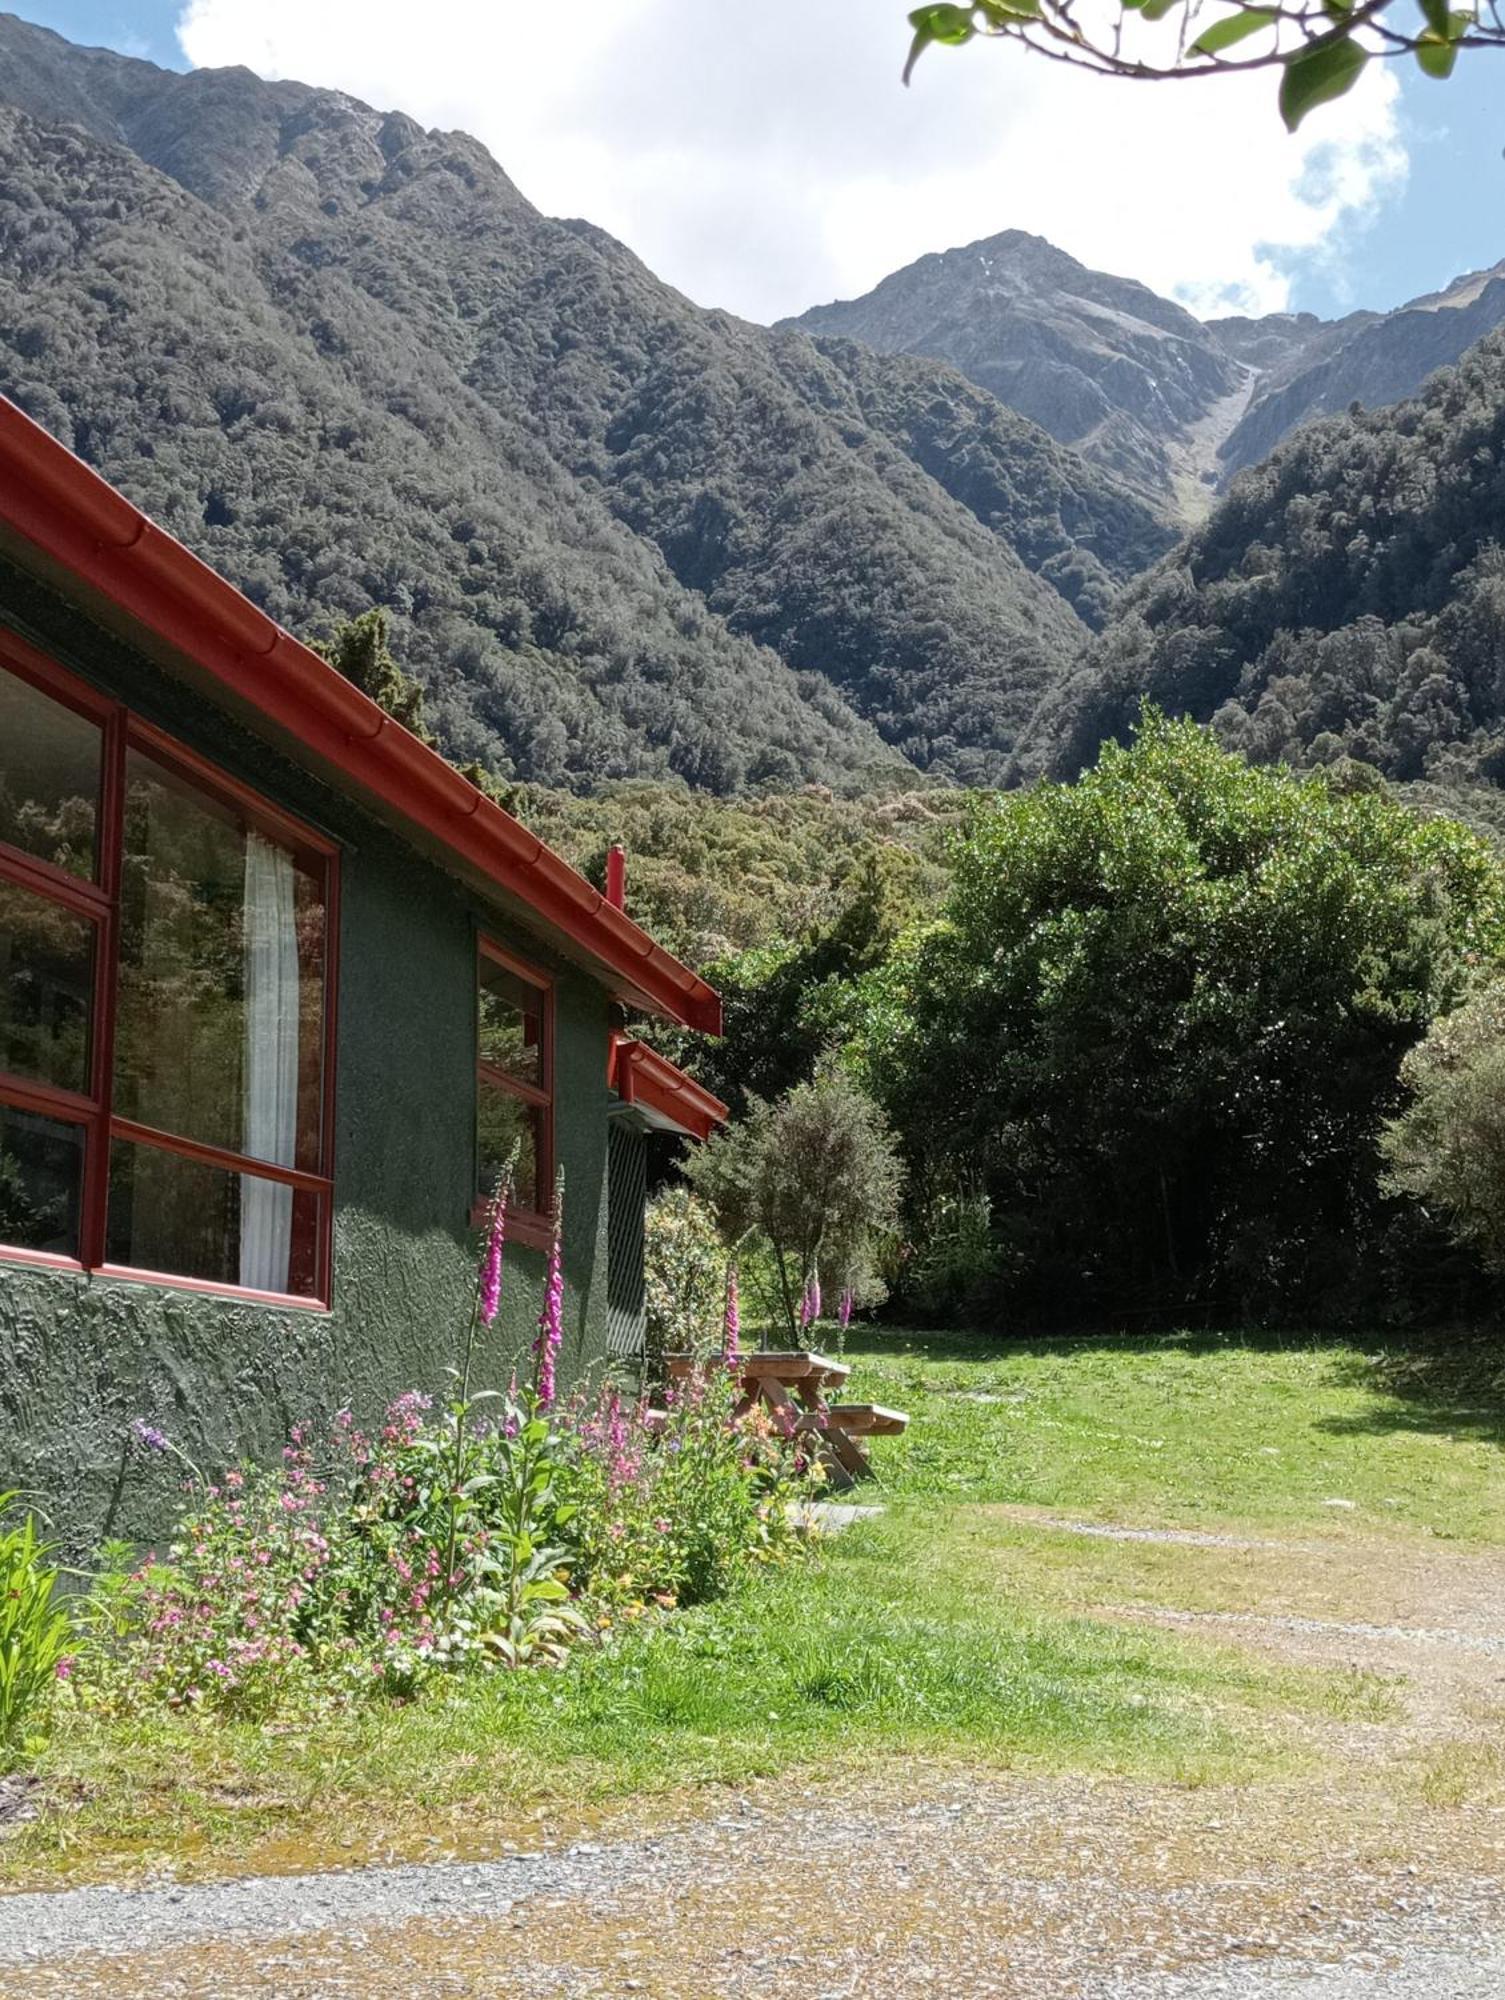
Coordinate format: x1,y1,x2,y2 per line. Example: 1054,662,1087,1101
0,397,721,1036
609,1035,728,1143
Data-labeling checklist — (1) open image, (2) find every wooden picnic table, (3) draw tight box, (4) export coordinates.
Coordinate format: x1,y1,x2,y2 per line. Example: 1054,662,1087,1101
665,1349,907,1487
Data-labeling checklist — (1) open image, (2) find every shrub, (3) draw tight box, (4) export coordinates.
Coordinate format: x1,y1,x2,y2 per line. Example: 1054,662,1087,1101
0,1502,72,1759
853,710,1505,1323
559,1369,806,1613
688,1063,903,1340
644,1188,726,1373
1381,980,1505,1271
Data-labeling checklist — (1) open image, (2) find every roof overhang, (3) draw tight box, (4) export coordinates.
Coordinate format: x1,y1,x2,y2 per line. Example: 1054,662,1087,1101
609,1035,728,1142
0,396,721,1035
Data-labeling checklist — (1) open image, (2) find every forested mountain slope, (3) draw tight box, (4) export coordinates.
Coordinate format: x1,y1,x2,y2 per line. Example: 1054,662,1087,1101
1015,331,1505,790
0,14,1168,788
787,234,1505,529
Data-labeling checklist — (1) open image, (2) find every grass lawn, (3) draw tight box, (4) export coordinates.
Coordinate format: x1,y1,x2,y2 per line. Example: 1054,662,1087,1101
12,1329,1505,1885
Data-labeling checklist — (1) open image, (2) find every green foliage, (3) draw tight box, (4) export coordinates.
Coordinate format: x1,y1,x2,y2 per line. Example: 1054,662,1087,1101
855,712,1505,1323
644,1189,726,1372
687,1066,904,1338
1027,333,1505,794
1381,981,1505,1271
560,1371,805,1611
901,0,1493,129
0,1501,71,1761
311,610,435,745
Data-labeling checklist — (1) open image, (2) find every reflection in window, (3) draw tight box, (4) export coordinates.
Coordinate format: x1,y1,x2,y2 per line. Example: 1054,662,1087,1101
0,1105,82,1257
115,752,325,1172
479,959,544,1086
106,1139,321,1296
479,1079,541,1214
476,947,550,1219
0,880,94,1093
0,669,100,879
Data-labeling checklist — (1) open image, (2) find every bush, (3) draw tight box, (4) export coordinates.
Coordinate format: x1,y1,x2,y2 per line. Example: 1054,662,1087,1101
854,711,1505,1324
687,1064,903,1340
77,1379,812,1718
644,1188,726,1374
1381,980,1505,1271
0,1502,72,1759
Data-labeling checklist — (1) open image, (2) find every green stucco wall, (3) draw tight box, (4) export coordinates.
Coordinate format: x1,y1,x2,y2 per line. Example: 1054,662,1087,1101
0,561,615,1548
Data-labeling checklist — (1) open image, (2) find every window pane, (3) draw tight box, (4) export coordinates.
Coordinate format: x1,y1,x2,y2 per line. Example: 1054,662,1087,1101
106,1138,321,1296
0,880,94,1093
0,1103,82,1256
479,1081,541,1214
0,666,101,878
478,957,544,1087
114,751,326,1170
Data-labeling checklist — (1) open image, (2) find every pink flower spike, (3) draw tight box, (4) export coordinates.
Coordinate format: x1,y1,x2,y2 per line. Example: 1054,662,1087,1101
838,1286,853,1329
533,1166,566,1407
480,1177,508,1324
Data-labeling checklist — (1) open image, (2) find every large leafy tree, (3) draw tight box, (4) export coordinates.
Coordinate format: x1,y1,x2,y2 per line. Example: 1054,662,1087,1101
855,711,1505,1322
904,0,1496,129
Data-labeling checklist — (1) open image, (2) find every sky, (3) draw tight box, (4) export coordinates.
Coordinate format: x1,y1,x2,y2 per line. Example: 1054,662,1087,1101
13,1,1505,324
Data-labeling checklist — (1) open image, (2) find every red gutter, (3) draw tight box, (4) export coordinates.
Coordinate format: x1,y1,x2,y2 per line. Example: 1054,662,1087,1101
0,397,721,1035
609,1034,728,1142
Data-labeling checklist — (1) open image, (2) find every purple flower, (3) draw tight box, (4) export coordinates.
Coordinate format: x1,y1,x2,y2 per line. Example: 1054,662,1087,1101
534,1167,566,1407
838,1287,853,1330
480,1178,508,1325
131,1418,169,1454
800,1270,821,1331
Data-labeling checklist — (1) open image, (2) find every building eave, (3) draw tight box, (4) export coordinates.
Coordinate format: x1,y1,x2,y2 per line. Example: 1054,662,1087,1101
608,1035,728,1142
0,396,721,1035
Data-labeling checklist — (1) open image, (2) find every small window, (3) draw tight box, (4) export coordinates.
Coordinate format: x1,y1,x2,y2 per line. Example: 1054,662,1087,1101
476,943,551,1223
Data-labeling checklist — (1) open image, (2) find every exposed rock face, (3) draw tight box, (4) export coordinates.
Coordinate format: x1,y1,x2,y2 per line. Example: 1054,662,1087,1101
787,235,1505,530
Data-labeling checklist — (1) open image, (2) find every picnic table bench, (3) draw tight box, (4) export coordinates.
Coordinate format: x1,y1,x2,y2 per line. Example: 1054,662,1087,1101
665,1349,908,1488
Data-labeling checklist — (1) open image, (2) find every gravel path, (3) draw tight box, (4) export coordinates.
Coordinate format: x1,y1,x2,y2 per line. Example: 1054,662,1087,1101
3,1772,1503,1996
7,1516,1504,1996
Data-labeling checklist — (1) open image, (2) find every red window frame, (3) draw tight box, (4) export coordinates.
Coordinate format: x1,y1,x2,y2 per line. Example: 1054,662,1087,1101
0,629,339,1309
475,937,554,1252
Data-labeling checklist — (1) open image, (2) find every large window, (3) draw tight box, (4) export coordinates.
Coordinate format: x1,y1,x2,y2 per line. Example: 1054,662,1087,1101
476,940,552,1243
0,641,335,1303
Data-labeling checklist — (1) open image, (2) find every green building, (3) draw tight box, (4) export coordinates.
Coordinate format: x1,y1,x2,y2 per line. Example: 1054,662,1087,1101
0,394,725,1542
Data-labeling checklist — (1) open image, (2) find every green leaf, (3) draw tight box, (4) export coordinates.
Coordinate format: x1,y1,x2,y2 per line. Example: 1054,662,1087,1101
1418,0,1448,32
1279,34,1368,131
903,3,976,83
1139,0,1178,17
977,0,1040,17
1191,7,1277,54
1415,30,1458,72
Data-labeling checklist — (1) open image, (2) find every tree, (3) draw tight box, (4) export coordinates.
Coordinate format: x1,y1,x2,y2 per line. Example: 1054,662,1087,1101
1380,982,1505,1271
686,1066,904,1340
854,710,1505,1323
903,0,1495,130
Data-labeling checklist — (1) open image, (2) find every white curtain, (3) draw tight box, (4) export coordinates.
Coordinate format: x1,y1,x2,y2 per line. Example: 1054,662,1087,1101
240,831,298,1292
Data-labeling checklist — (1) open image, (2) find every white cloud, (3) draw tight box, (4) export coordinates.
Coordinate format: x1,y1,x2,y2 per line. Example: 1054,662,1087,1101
176,0,1407,321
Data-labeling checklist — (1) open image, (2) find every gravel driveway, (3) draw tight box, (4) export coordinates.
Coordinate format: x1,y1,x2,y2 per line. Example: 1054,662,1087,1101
5,1517,1502,1997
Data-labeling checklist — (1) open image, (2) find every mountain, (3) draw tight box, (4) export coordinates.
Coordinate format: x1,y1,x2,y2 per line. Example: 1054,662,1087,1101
1014,328,1505,793
785,234,1505,530
786,231,1249,521
0,15,1173,791
1213,262,1505,479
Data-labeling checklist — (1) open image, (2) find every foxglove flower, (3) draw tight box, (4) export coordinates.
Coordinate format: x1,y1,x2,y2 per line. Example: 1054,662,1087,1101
800,1269,821,1331
838,1287,853,1330
479,1175,509,1325
534,1167,566,1407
